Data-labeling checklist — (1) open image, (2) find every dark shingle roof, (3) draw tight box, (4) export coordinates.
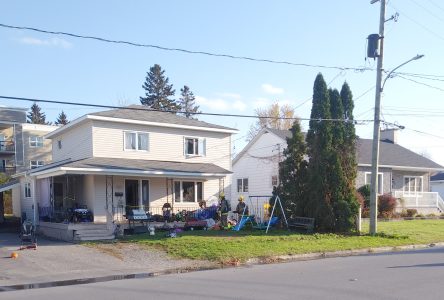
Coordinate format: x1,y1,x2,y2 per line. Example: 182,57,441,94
248,129,443,170
356,139,443,169
31,157,231,175
90,105,236,131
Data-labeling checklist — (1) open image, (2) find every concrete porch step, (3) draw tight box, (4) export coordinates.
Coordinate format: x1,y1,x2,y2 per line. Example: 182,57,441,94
70,223,108,230
74,229,113,237
76,234,115,241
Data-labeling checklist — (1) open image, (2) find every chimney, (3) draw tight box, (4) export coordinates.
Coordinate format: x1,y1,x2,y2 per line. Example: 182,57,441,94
380,128,398,144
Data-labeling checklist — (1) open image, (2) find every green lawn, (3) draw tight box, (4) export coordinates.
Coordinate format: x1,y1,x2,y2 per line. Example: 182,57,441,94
122,220,444,263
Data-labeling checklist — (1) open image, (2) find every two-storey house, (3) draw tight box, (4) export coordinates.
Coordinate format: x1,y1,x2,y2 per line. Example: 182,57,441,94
13,106,237,240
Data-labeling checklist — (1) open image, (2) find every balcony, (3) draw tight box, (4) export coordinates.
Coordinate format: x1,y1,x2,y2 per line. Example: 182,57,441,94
0,166,16,177
0,140,15,154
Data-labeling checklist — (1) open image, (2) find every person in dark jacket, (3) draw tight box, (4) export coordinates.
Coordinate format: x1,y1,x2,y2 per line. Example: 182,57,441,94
218,193,230,227
235,195,249,220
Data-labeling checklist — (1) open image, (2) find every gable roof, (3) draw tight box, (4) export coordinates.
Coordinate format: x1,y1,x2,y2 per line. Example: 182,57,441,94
46,105,238,138
430,172,444,181
234,129,444,171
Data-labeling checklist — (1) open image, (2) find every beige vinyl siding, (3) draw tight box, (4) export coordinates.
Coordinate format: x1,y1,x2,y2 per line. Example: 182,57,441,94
91,120,231,170
52,121,93,162
23,129,53,170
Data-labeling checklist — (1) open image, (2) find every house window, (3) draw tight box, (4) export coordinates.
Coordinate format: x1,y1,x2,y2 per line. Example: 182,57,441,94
271,175,278,187
24,182,31,198
142,180,149,209
57,140,62,149
237,178,249,193
30,160,44,169
29,136,43,148
174,181,203,203
184,137,206,156
365,172,383,194
403,176,423,194
124,131,149,151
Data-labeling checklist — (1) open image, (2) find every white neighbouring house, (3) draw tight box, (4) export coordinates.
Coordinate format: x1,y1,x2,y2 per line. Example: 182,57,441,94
232,127,444,214
12,106,237,241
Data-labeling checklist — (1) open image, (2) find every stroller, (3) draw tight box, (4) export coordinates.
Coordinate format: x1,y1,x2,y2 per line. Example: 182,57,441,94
19,220,37,250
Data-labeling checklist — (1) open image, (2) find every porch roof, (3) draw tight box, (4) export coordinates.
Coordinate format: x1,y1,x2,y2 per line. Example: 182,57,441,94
29,157,231,179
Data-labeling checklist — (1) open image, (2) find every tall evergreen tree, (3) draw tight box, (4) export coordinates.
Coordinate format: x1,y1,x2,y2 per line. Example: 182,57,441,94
340,82,357,184
55,111,69,125
27,103,48,124
140,64,180,112
275,121,308,219
304,73,335,231
178,85,200,119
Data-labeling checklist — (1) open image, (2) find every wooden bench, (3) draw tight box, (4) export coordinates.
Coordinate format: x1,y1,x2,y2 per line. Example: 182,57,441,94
287,217,315,233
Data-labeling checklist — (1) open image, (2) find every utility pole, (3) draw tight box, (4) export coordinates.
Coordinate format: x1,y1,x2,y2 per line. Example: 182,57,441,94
369,0,386,235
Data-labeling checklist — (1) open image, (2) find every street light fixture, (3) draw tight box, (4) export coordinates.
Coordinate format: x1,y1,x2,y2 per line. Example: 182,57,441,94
369,53,424,235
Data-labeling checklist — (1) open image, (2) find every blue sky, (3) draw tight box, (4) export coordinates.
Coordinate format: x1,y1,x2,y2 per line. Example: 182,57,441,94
1,1,444,164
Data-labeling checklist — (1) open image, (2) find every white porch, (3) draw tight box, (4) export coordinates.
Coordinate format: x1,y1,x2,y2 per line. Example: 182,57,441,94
393,191,444,214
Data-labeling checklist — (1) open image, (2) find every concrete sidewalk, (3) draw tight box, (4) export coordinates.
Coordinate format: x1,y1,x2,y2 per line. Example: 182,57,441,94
0,233,214,286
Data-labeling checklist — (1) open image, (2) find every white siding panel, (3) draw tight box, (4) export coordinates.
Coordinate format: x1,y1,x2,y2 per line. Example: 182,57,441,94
232,132,284,202
52,121,93,162
93,175,107,223
91,120,231,170
12,186,21,218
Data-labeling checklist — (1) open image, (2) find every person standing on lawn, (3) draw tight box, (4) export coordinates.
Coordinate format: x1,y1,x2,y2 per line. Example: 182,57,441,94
235,195,249,221
218,193,230,227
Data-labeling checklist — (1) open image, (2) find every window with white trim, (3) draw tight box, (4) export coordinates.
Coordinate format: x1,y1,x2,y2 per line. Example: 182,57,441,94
24,182,31,198
174,181,203,203
30,160,44,169
365,172,383,194
237,178,248,193
29,136,43,147
124,131,149,151
403,176,423,194
271,175,278,187
184,137,206,156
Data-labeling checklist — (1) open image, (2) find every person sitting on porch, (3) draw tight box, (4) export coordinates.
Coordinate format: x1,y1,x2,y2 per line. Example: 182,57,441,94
162,202,172,222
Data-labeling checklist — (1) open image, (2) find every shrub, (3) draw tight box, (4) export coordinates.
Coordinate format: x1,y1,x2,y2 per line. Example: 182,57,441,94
406,209,418,218
378,194,397,217
426,213,437,218
355,190,365,208
361,208,370,218
357,185,370,208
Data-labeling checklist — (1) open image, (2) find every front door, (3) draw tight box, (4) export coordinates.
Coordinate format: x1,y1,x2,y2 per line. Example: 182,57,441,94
125,180,139,212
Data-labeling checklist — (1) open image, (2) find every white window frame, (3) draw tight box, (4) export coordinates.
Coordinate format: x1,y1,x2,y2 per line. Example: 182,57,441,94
403,176,423,195
30,160,44,169
237,178,249,193
173,181,203,203
364,172,383,194
123,131,149,152
29,136,44,148
184,137,206,157
24,182,31,198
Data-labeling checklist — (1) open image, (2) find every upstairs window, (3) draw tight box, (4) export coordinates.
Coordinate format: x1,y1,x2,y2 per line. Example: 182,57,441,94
184,137,206,156
237,178,249,193
24,182,31,198
124,131,149,151
29,136,44,148
271,175,278,187
30,160,44,169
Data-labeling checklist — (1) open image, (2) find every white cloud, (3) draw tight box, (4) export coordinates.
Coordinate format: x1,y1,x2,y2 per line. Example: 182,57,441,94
219,93,242,100
195,95,247,112
253,97,270,108
261,83,284,95
18,37,72,49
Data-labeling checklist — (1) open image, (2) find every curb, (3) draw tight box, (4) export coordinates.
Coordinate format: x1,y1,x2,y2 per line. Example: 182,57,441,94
244,242,444,265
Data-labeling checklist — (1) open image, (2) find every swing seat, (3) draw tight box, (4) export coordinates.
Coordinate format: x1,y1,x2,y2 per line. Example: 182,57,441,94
253,216,279,230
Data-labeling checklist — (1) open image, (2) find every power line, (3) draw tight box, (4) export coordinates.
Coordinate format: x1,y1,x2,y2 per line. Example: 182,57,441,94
395,75,444,92
0,23,371,72
406,0,444,24
0,95,374,123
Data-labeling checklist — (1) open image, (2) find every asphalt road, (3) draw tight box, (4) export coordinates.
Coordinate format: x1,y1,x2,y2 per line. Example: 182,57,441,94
2,246,444,300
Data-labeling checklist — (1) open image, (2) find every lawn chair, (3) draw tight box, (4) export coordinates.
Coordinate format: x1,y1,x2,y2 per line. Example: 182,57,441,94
19,220,37,250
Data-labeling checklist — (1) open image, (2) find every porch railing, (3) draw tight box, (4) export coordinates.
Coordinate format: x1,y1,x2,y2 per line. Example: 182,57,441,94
394,191,444,211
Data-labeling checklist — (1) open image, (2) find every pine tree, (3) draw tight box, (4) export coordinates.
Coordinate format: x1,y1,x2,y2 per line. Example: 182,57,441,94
275,121,308,219
27,103,48,124
140,64,180,112
55,111,69,125
178,85,200,119
304,73,335,231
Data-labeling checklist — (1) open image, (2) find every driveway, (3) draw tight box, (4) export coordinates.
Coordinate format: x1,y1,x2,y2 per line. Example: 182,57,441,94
0,233,214,286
